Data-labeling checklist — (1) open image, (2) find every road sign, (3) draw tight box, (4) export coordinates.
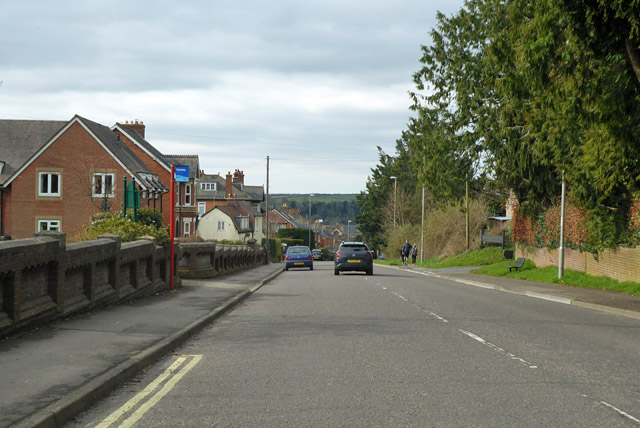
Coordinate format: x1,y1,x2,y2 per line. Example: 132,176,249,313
175,166,189,182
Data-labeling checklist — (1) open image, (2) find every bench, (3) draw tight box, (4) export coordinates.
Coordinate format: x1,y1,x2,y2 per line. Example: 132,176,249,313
481,229,505,249
509,257,525,272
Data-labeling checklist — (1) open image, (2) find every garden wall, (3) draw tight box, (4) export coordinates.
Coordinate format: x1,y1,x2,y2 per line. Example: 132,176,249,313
516,244,640,283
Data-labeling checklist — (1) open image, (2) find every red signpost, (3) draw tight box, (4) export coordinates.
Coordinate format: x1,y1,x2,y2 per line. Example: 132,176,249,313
170,164,175,290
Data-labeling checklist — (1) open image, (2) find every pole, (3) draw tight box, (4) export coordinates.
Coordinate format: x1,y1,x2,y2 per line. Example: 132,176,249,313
170,164,175,290
421,185,425,263
465,174,469,250
178,182,182,237
265,156,270,263
390,176,397,228
308,193,313,248
122,176,127,218
558,170,566,279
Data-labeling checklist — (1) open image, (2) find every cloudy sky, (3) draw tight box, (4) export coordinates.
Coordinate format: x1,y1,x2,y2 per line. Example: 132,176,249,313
1,0,465,194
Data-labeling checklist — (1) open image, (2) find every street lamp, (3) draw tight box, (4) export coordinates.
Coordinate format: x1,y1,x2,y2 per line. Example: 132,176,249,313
308,194,312,247
390,176,397,227
347,220,351,241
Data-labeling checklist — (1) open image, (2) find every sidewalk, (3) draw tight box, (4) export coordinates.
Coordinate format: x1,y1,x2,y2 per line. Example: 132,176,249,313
380,264,640,320
0,263,284,428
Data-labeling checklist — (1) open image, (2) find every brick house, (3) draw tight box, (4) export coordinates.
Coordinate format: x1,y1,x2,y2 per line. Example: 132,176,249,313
0,115,167,240
195,169,264,217
112,120,172,225
164,155,200,238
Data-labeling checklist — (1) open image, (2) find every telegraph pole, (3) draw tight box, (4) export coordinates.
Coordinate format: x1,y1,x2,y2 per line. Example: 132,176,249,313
265,156,270,263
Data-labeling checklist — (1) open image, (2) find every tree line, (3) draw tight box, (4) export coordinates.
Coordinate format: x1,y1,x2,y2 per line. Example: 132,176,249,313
357,0,640,252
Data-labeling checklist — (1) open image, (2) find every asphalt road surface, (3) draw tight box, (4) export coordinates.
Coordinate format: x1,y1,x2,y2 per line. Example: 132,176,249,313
66,262,640,427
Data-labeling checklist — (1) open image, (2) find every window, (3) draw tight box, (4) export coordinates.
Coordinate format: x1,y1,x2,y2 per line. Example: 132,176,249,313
93,173,114,198
217,221,225,231
198,202,206,216
237,216,250,229
185,184,191,205
38,219,60,232
184,221,191,237
200,182,216,191
39,172,60,196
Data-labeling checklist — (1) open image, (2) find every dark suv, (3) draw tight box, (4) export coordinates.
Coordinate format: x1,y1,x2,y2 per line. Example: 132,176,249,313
334,242,373,275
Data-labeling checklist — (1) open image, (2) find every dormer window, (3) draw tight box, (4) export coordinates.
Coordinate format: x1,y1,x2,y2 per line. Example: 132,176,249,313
200,182,216,191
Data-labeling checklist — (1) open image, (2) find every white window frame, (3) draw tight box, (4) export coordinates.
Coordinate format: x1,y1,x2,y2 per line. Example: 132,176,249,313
38,172,61,196
198,202,206,216
184,220,191,237
217,221,225,231
200,182,216,191
38,219,61,232
184,184,192,205
92,173,115,198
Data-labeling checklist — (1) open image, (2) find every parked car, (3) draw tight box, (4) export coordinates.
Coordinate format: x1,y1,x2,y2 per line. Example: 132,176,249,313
285,246,314,271
334,242,373,275
312,249,324,261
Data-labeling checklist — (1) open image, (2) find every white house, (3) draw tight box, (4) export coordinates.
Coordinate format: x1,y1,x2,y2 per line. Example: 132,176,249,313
197,203,263,242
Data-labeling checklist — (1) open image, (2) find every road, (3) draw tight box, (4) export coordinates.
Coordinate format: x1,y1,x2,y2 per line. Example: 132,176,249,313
66,262,640,427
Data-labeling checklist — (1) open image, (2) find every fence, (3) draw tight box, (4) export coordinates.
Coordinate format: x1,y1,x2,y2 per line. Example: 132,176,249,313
177,242,266,279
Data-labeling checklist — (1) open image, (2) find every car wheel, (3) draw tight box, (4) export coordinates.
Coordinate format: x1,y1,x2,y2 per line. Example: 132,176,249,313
285,266,289,271
334,268,339,275
366,268,373,276
310,265,314,271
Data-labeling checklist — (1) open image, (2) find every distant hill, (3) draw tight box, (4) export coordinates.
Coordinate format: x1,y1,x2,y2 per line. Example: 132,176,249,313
269,194,359,226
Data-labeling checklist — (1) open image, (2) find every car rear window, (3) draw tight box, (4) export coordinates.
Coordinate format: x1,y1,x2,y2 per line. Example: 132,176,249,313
289,247,309,255
340,245,367,252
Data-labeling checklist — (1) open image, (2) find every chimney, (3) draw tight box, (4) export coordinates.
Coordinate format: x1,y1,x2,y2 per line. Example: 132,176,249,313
125,119,145,138
226,172,233,198
232,169,245,185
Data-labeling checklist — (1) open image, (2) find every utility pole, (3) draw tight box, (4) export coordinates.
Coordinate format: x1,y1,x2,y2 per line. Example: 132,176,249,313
558,170,566,279
465,173,469,250
265,156,270,263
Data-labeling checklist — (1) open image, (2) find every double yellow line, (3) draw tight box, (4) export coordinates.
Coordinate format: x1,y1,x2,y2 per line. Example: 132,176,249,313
96,355,203,428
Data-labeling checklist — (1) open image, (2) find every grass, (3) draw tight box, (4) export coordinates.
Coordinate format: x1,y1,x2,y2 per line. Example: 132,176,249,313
376,246,504,268
472,262,640,295
376,246,640,296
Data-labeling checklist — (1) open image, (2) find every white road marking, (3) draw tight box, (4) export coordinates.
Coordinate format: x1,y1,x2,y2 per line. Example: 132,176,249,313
459,330,537,369
525,291,572,305
600,401,640,424
96,355,203,428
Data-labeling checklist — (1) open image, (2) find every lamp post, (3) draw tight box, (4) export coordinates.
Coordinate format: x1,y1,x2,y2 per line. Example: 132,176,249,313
348,220,351,241
390,176,397,227
308,193,312,247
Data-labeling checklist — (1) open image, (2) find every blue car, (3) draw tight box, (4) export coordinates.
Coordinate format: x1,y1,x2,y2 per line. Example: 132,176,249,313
285,246,314,271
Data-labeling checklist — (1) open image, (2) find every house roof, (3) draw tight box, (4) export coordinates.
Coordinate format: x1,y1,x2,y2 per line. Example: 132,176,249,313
0,120,66,185
196,174,263,202
112,123,170,171
212,204,253,233
164,155,199,179
0,115,168,192
80,117,168,192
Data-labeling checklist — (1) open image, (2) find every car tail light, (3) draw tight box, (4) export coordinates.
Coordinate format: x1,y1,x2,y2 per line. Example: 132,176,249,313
365,252,372,259
336,252,343,258
285,255,290,260
307,254,313,260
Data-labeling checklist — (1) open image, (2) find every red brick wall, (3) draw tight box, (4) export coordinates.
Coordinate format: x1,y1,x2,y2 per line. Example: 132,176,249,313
5,122,131,239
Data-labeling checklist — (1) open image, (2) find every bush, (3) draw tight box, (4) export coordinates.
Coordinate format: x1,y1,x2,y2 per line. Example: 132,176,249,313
70,212,169,245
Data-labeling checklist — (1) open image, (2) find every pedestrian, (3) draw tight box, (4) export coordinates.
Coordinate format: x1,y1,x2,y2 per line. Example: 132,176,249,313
411,244,418,267
402,240,412,267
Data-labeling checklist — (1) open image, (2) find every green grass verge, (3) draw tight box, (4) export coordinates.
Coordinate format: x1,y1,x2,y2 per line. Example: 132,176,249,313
376,246,640,296
472,261,640,295
375,246,504,268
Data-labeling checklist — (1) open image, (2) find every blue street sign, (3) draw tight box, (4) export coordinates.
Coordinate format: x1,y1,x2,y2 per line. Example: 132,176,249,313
175,165,190,182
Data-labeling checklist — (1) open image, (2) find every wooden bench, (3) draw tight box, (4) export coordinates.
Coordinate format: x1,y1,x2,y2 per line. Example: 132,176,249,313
509,257,525,272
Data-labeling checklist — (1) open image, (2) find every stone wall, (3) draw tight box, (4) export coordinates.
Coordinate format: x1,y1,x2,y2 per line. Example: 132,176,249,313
0,233,267,336
0,231,175,336
516,244,640,283
177,242,266,279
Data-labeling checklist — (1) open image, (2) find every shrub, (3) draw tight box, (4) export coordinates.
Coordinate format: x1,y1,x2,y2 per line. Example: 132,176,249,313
70,212,169,245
